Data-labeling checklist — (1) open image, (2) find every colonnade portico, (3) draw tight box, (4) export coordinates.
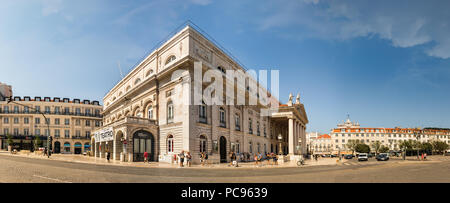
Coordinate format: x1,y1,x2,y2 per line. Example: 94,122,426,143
271,93,309,159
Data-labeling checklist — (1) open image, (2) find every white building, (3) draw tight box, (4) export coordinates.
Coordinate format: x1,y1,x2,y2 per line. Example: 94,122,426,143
92,25,309,164
330,117,450,152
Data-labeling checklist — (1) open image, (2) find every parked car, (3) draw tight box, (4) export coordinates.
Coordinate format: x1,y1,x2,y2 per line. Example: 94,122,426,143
358,153,368,161
344,154,353,159
376,153,389,161
330,154,337,158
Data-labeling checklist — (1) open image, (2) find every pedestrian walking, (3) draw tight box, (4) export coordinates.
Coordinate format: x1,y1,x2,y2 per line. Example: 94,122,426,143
200,152,205,166
179,151,185,167
204,152,209,166
144,151,149,163
186,152,192,167
106,149,111,163
173,153,178,164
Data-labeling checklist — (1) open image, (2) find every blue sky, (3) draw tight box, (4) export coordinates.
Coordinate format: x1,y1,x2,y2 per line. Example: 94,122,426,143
1,0,450,133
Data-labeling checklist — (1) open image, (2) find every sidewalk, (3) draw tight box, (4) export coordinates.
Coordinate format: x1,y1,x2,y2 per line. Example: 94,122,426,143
0,151,342,169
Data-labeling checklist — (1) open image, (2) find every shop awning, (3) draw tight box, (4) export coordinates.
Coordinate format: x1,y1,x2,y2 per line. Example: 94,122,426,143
84,145,91,147
64,144,71,147
74,144,82,147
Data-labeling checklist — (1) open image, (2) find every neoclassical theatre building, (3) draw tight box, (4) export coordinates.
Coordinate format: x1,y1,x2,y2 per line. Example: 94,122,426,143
93,25,308,164
0,96,102,154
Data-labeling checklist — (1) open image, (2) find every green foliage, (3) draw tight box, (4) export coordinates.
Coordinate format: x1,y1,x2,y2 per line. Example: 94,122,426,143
355,143,370,153
432,141,449,154
420,142,433,151
399,140,413,150
379,145,390,153
371,141,382,153
346,140,360,154
6,134,14,146
34,135,42,148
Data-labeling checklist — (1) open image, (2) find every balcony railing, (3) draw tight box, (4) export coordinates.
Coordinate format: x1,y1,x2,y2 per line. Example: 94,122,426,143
0,110,101,118
123,116,158,126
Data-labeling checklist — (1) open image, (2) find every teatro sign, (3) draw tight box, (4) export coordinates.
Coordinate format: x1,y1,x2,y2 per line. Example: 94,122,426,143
94,127,114,143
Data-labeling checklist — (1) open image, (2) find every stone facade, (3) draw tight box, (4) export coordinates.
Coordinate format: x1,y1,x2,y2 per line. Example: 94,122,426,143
0,96,102,153
93,25,309,164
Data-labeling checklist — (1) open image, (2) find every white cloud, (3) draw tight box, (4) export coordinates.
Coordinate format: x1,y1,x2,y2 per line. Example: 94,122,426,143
41,0,63,16
257,0,450,59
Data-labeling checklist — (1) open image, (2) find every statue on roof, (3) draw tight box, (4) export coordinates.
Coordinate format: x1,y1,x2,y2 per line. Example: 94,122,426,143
295,93,300,104
288,93,293,106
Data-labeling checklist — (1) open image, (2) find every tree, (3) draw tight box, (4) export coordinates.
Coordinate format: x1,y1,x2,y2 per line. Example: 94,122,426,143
399,140,413,150
346,140,360,155
34,135,42,151
6,134,14,146
379,145,389,153
371,141,382,154
432,141,449,155
355,143,370,154
420,142,433,155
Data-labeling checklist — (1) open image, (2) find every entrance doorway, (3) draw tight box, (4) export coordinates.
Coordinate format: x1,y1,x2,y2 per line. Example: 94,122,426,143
74,142,82,154
219,136,227,163
54,141,61,153
132,130,154,162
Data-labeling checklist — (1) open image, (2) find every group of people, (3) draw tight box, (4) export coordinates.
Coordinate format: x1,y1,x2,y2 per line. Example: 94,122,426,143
171,151,193,167
253,152,279,166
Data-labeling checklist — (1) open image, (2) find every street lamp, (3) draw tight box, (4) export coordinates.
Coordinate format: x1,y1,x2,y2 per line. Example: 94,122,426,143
414,130,420,160
278,133,283,155
337,146,341,161
7,97,51,158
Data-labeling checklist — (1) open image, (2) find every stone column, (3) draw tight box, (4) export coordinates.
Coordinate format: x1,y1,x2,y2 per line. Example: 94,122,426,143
288,118,294,155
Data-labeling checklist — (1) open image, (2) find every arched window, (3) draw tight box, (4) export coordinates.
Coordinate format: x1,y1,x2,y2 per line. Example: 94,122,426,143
235,140,240,154
257,143,261,153
167,135,174,153
126,85,131,92
249,141,253,154
165,55,176,65
134,78,141,85
199,101,207,123
148,106,153,119
219,107,226,127
199,135,207,153
167,101,174,123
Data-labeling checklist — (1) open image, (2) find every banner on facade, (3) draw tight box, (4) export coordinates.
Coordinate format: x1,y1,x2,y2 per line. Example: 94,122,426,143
94,127,114,143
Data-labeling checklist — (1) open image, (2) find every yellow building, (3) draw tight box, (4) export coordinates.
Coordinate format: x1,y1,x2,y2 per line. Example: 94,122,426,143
0,96,102,154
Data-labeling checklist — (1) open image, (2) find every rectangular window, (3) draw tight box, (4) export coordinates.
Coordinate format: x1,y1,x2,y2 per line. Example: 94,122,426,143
85,120,90,126
65,119,70,125
65,130,70,138
14,117,19,124
35,118,40,124
55,118,60,125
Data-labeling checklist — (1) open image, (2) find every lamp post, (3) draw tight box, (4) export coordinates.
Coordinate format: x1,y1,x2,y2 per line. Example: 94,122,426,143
278,133,283,155
7,97,51,158
414,131,420,160
337,146,341,161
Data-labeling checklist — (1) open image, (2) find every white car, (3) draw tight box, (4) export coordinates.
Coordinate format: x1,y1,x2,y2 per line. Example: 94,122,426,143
357,153,368,161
